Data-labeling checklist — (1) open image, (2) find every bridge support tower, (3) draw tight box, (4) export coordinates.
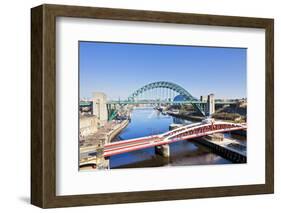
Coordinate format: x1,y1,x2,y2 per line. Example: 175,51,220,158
207,93,215,116
155,144,170,158
93,92,108,121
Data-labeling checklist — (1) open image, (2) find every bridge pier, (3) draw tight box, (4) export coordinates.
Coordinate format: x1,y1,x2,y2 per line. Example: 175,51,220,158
96,143,110,170
155,144,170,158
96,156,110,169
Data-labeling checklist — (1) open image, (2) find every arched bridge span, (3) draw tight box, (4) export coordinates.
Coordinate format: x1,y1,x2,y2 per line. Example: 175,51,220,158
128,81,205,115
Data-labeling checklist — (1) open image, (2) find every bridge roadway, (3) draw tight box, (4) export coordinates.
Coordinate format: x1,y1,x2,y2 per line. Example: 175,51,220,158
103,120,247,157
107,100,238,105
80,100,238,107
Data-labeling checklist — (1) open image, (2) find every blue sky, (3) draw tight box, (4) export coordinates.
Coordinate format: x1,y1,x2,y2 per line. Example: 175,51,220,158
79,41,246,100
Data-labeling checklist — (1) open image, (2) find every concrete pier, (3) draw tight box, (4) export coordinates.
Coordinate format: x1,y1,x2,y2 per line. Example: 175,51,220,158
155,144,170,157
96,144,110,169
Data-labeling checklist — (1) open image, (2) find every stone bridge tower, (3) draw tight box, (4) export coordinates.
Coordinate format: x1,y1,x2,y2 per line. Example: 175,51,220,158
207,93,215,116
92,92,108,121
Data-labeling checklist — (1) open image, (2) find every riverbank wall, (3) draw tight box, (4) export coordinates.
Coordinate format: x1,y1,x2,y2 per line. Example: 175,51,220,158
107,120,129,143
193,137,246,163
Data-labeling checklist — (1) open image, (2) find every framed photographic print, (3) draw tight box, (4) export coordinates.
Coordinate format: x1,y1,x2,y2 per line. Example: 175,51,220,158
31,4,274,208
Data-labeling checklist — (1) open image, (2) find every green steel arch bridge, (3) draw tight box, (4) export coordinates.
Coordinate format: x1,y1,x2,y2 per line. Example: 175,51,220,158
126,81,205,115
80,81,239,120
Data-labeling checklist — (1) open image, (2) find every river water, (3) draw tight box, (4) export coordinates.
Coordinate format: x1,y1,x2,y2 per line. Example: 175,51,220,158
110,108,233,169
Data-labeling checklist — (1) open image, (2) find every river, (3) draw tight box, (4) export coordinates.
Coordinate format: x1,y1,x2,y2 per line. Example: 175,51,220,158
110,107,234,169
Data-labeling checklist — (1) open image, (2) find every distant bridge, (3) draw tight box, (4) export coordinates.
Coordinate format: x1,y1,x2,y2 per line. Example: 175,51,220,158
127,81,205,115
80,99,237,106
81,81,243,118
103,120,246,157
106,100,238,105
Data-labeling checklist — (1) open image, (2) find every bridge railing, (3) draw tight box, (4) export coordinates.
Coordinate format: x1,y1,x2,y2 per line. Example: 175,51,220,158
106,100,205,104
164,122,246,141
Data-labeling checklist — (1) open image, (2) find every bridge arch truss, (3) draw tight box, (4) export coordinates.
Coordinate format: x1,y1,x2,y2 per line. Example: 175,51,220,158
128,81,205,115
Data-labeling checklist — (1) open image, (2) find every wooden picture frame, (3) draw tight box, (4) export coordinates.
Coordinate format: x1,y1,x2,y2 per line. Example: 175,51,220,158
31,4,274,208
